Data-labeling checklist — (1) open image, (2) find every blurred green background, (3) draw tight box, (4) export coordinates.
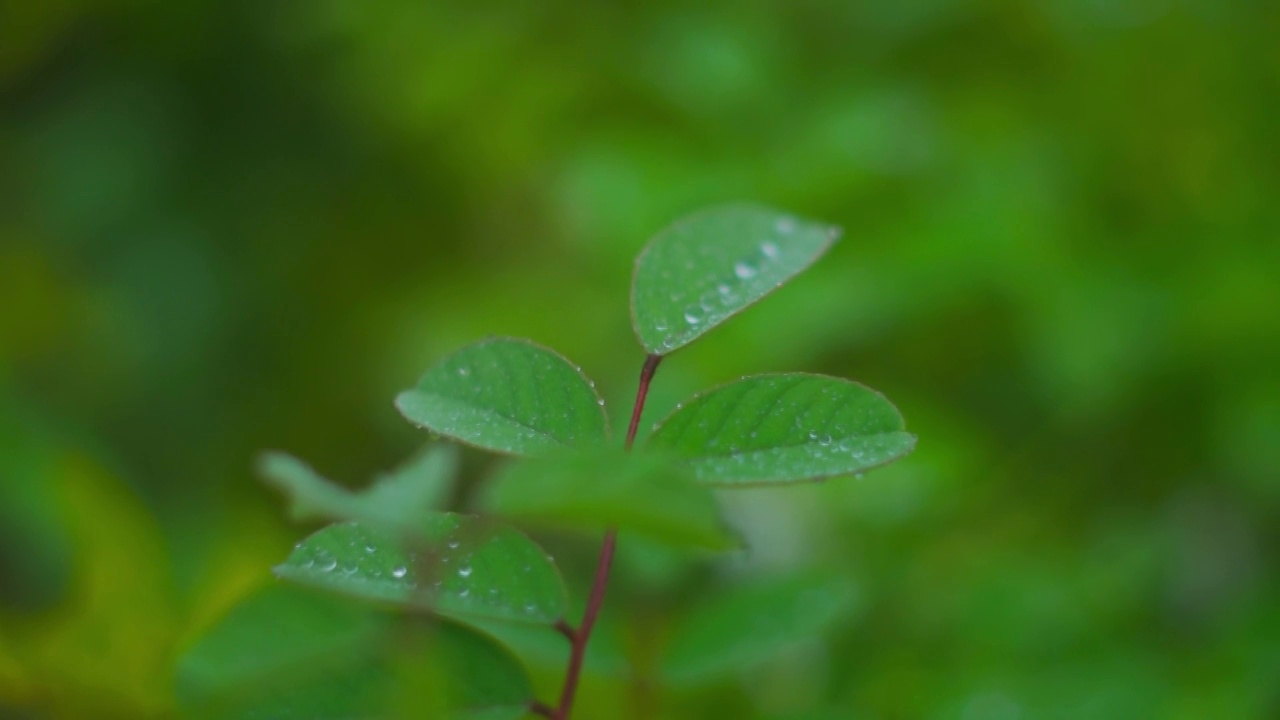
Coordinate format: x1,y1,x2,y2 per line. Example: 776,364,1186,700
2,0,1278,718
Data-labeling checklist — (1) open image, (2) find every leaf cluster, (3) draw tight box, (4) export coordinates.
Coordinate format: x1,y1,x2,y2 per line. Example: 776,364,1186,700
177,204,915,718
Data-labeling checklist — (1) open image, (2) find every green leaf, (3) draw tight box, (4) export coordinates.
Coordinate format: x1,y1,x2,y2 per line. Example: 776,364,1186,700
177,584,532,719
480,449,738,550
395,337,609,456
258,444,456,528
632,204,840,354
274,513,568,625
661,573,857,686
647,373,916,486
466,616,631,679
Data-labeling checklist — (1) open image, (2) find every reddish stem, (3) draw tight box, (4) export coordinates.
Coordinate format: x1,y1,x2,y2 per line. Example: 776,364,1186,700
624,354,663,450
552,353,663,719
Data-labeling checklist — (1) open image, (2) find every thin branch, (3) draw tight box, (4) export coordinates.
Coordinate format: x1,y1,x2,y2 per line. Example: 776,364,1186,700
555,528,617,717
624,354,663,450
552,353,663,719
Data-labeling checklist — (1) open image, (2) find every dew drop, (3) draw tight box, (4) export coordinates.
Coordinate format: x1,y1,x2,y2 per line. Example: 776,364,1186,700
459,588,470,598
819,435,833,447
447,538,461,550
458,565,473,578
733,261,757,279
319,558,337,572
774,217,796,234
761,240,780,259
596,398,605,406
457,367,470,377
391,566,407,578
364,545,376,554
683,307,703,324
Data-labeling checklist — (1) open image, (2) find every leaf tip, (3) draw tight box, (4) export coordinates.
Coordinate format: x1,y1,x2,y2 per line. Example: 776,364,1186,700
255,450,306,490
902,432,920,454
392,389,414,414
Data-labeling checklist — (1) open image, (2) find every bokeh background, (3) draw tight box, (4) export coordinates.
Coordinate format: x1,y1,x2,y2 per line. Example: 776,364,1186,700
2,0,1278,718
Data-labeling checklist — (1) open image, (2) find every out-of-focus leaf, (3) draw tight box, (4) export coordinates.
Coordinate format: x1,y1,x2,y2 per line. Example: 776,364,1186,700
395,337,609,455
481,449,738,550
647,373,916,485
274,514,567,625
661,572,857,686
176,584,532,720
257,444,456,527
0,402,73,610
631,204,840,354
0,412,175,716
466,617,631,679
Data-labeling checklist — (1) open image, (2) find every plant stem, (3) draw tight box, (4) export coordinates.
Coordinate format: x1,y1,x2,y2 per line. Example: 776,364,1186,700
624,354,663,450
552,353,663,719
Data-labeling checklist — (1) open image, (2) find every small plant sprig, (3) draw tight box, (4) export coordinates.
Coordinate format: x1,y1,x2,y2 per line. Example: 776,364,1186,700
177,204,916,719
